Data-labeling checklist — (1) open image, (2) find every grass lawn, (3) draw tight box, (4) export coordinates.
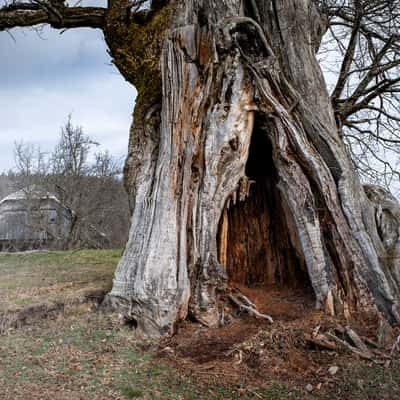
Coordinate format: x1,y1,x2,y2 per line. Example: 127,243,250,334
0,311,307,400
0,250,120,311
0,250,399,399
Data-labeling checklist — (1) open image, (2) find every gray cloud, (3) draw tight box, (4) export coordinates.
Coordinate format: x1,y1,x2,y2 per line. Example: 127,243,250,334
0,24,135,171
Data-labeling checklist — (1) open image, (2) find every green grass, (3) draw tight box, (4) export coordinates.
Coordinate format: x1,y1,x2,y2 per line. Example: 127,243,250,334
0,311,303,400
335,361,400,400
0,249,121,311
120,386,144,399
0,250,399,400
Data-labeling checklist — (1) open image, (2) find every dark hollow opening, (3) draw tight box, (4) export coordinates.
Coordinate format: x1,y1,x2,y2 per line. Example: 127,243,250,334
218,116,313,298
124,317,138,330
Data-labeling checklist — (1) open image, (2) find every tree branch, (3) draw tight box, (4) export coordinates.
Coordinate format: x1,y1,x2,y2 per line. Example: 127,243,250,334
345,77,400,117
0,1,106,31
347,36,397,103
331,9,361,102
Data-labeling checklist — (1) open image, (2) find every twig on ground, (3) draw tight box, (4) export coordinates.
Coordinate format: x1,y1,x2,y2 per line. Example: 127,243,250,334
345,326,370,353
304,332,338,351
390,335,400,356
325,332,374,360
228,294,273,323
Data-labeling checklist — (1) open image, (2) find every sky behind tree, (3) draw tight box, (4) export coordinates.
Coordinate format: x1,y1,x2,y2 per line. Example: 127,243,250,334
0,24,135,172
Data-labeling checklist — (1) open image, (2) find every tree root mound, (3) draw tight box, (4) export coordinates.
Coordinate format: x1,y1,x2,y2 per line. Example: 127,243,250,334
159,287,400,390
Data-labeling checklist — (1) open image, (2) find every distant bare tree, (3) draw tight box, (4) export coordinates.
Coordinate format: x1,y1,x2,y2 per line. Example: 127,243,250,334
11,116,129,249
51,114,98,177
12,144,54,247
13,142,49,188
91,150,122,177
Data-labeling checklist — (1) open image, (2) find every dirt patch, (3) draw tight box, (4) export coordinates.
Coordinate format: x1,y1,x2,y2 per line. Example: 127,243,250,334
159,287,399,395
169,317,262,364
161,319,338,391
233,284,315,321
160,288,321,385
166,287,316,365
0,289,106,334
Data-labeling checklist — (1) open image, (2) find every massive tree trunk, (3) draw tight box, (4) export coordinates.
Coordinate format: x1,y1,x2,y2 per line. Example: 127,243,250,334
106,0,400,336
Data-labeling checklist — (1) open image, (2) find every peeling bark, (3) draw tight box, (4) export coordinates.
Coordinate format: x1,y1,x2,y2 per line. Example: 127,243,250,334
102,0,400,336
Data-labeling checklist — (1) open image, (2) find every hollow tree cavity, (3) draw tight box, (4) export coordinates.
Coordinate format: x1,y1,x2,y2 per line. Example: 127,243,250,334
106,0,400,336
218,115,310,292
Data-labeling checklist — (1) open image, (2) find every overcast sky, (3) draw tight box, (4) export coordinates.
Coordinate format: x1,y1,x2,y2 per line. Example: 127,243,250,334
0,24,136,172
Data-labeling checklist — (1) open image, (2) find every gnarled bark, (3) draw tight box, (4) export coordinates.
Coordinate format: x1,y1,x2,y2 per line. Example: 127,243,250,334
106,0,400,336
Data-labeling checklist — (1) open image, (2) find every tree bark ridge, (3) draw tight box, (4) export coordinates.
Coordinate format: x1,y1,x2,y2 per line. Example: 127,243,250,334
106,1,399,336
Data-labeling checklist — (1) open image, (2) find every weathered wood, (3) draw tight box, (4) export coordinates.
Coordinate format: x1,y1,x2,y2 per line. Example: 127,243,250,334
345,326,370,353
228,294,274,323
304,333,338,351
102,0,400,336
325,332,374,360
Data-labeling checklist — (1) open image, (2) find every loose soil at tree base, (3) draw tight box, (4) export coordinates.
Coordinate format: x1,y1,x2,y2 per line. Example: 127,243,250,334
0,250,399,399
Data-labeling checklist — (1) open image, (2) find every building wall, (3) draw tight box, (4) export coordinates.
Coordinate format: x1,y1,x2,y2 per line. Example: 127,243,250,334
0,198,72,247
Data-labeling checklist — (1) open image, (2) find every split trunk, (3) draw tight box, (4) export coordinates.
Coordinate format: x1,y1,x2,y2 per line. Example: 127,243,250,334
106,0,400,336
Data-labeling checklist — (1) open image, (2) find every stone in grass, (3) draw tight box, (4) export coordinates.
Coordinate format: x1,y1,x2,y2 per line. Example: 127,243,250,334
328,366,339,375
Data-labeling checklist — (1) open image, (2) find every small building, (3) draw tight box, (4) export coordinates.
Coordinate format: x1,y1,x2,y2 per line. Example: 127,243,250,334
0,187,73,251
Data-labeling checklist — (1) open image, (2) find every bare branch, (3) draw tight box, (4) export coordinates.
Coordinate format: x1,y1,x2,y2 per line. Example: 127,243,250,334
0,1,106,31
331,7,361,102
318,0,400,190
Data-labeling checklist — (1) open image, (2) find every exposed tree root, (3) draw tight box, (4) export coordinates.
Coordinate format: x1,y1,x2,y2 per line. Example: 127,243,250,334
228,293,274,323
304,323,400,363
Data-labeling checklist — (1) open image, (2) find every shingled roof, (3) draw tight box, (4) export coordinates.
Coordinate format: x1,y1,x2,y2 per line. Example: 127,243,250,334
0,186,62,206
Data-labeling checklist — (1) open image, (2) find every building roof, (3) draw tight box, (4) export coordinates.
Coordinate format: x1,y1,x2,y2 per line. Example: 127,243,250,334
0,186,67,209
